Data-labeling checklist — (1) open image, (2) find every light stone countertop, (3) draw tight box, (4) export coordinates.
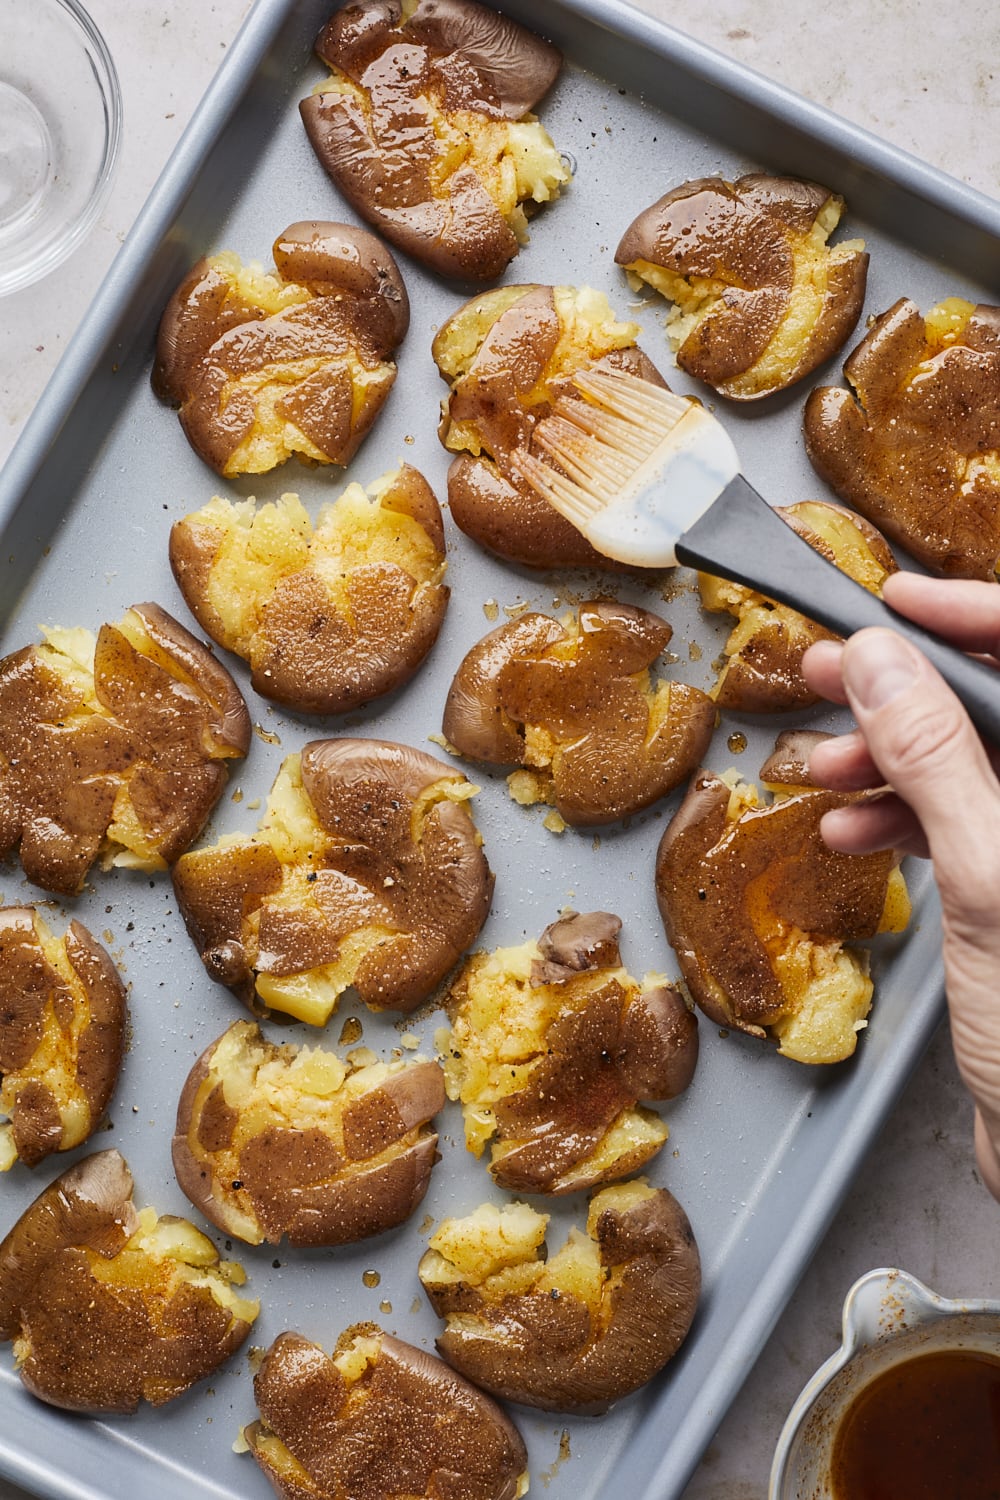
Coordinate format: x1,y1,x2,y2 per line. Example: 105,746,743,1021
1,2,999,1498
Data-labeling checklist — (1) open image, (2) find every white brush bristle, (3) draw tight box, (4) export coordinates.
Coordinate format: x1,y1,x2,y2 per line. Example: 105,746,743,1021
513,370,692,522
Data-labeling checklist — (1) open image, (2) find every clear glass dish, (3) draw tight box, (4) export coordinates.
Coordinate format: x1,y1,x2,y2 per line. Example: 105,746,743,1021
0,0,122,296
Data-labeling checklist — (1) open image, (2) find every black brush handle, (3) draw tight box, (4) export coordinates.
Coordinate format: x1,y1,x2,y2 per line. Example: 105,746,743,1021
675,473,1000,744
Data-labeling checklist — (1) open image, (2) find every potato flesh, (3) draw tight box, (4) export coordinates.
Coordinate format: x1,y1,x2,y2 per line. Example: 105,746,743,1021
83,1205,258,1327
221,357,393,478
426,1183,658,1325
440,285,639,456
442,939,667,1166
629,199,864,397
196,478,444,651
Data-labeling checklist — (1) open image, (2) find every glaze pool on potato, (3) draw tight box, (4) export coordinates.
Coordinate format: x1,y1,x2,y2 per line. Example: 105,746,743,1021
442,600,715,825
169,464,448,715
0,603,250,896
245,1325,529,1500
418,1179,701,1413
655,739,912,1065
616,173,868,400
434,283,672,568
804,297,1000,579
0,1151,258,1414
440,910,698,1193
172,738,493,1023
0,908,127,1171
300,0,568,281
153,221,409,477
173,1019,446,1246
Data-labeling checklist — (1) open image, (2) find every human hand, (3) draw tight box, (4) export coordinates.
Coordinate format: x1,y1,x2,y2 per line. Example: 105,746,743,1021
802,569,1000,1201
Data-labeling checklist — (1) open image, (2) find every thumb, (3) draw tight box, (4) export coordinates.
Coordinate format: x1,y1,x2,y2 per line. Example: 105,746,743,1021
839,627,1000,906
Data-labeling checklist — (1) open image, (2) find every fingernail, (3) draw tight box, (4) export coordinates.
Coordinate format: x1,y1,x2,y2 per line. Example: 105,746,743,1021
843,630,920,710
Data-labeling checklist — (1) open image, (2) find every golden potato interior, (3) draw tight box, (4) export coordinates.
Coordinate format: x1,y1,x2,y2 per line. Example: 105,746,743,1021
630,198,863,397
0,910,126,1171
437,285,640,457
153,223,409,479
173,1020,444,1245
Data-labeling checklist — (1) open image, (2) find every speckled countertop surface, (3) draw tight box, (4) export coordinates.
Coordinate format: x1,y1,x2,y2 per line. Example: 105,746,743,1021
1,3,999,1497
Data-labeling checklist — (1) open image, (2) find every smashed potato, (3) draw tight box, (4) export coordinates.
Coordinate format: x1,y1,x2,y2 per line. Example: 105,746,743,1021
616,173,868,399
153,220,408,477
419,1179,700,1413
0,1150,258,1413
169,464,448,714
247,1326,529,1500
440,911,697,1193
655,743,911,1063
700,500,897,711
0,908,126,1171
300,0,568,281
804,297,1000,578
172,739,492,1023
434,283,671,567
0,603,250,896
173,1019,445,1246
442,600,715,825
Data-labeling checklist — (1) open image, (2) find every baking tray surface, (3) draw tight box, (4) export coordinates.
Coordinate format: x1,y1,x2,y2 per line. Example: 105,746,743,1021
0,0,982,1495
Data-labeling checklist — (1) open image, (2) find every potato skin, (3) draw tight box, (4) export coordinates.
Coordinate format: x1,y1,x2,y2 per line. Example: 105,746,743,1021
300,0,562,280
173,738,493,1017
169,466,448,715
616,173,868,399
153,221,408,476
422,1186,701,1413
702,500,898,712
654,765,894,1037
246,1327,528,1500
0,908,127,1168
442,601,715,825
436,285,669,568
0,603,250,896
172,1021,445,1246
804,297,1000,578
0,1150,255,1413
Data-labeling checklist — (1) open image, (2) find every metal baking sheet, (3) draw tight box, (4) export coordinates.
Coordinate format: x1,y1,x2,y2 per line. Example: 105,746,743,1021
2,0,994,1494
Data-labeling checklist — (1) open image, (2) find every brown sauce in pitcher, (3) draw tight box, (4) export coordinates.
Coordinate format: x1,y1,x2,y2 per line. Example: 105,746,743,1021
830,1348,1000,1499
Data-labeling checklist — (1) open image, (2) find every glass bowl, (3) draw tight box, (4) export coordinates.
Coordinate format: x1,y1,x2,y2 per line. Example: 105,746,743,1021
0,0,122,296
769,1267,1000,1498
